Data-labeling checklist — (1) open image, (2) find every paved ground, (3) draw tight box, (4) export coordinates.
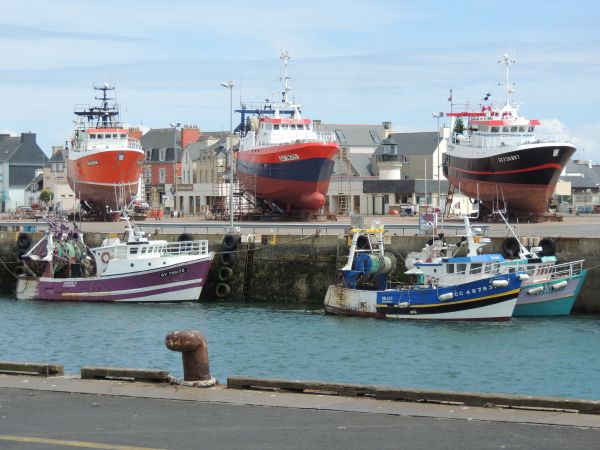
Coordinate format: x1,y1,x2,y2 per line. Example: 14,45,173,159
44,213,600,238
1,375,599,449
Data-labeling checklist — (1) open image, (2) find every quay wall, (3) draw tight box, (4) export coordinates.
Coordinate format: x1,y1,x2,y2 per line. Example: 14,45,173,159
3,231,599,313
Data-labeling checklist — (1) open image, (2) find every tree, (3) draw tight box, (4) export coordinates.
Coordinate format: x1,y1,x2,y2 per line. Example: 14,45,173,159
453,117,465,134
39,188,52,206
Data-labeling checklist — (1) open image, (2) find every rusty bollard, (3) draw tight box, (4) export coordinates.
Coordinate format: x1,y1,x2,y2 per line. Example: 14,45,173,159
165,330,215,387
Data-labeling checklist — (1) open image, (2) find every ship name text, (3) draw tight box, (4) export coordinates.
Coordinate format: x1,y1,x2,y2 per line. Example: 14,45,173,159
279,154,299,161
497,155,520,163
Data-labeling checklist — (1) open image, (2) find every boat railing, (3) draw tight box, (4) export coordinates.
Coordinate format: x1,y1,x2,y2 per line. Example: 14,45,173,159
550,260,584,279
112,240,209,259
452,133,573,149
249,131,337,147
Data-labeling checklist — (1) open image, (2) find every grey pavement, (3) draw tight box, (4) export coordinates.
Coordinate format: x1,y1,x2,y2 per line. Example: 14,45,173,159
1,375,599,449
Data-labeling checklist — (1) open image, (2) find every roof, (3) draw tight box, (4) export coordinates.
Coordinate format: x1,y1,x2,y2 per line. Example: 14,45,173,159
319,123,387,147
141,128,180,151
0,133,48,186
0,135,21,162
561,160,600,188
386,131,439,156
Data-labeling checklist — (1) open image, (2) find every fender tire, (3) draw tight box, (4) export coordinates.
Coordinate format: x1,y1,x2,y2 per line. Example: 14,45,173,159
223,233,239,251
177,233,193,242
539,238,556,257
501,237,520,259
215,282,231,298
18,233,32,250
220,252,236,266
218,266,234,282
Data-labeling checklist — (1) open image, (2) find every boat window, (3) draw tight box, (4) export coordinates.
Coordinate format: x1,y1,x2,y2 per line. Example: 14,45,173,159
112,134,118,139
297,124,304,130
491,126,499,133
457,263,467,274
290,124,296,130
281,124,289,129
118,153,124,161
90,134,96,139
273,124,279,130
141,247,146,254
483,264,491,273
120,134,127,139
130,247,138,255
470,263,482,274
510,126,518,132
446,264,454,274
518,126,526,132
502,126,509,132
528,126,535,132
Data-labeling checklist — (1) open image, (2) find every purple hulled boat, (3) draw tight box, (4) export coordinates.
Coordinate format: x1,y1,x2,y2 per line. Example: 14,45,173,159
16,212,214,302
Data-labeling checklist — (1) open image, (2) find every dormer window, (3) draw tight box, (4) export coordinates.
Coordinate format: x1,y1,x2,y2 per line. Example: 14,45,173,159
159,149,166,161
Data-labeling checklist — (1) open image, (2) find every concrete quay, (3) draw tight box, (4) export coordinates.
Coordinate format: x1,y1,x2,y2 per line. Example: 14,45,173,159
1,374,599,450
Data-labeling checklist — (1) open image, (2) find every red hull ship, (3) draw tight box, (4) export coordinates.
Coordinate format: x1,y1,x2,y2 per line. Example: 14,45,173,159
64,84,145,214
235,51,339,212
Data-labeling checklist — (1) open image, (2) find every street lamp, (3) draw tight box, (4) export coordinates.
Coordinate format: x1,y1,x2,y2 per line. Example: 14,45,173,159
220,80,235,230
432,112,444,211
169,122,181,214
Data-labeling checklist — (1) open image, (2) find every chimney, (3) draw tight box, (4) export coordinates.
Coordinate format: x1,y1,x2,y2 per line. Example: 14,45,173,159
128,127,143,140
21,132,36,144
382,121,392,130
181,125,201,149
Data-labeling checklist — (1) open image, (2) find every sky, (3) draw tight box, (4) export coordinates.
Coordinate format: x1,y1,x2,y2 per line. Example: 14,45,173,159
1,0,600,161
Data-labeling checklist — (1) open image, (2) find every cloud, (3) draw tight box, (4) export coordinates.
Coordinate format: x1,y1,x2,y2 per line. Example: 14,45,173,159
538,118,600,162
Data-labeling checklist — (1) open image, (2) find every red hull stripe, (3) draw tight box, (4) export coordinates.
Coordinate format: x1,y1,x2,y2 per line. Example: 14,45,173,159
451,162,563,176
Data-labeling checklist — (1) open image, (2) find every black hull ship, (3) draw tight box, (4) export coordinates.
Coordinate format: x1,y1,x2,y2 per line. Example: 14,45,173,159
443,54,575,219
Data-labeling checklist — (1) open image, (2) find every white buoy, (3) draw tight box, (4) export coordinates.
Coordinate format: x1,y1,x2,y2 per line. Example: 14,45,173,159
518,273,530,281
439,292,454,301
492,279,509,288
527,286,544,295
551,280,568,290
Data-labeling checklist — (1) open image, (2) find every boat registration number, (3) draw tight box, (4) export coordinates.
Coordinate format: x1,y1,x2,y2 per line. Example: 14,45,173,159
160,268,187,278
279,154,299,161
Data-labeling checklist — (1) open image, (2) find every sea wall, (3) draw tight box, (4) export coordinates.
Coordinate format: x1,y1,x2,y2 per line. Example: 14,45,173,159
4,231,599,313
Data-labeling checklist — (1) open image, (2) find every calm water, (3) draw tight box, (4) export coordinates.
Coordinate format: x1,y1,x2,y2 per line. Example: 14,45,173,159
1,297,599,400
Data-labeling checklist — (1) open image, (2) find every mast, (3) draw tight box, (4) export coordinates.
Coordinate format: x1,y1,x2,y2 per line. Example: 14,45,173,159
280,50,291,104
498,53,516,107
74,83,121,129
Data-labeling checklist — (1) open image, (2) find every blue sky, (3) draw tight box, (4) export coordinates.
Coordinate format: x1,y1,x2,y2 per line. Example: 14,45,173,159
1,0,600,161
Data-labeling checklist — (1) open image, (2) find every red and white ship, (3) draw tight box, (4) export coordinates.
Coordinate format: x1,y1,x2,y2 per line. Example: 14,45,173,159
443,54,575,218
235,51,339,213
64,84,145,214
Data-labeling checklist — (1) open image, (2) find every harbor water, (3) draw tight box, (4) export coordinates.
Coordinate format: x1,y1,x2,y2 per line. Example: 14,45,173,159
1,297,600,400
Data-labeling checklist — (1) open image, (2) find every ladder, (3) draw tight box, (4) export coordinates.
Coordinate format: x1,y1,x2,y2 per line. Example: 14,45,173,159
443,182,456,218
242,236,256,301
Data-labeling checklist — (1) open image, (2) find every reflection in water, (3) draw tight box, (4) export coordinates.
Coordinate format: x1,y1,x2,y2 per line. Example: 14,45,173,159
1,298,599,399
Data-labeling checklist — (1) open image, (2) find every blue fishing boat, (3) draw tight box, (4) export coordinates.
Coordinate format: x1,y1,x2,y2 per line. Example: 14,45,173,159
324,221,524,321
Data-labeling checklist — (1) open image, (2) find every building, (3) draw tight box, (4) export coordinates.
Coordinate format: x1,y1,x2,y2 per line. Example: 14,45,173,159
560,160,600,210
40,145,78,212
0,132,48,211
141,125,201,211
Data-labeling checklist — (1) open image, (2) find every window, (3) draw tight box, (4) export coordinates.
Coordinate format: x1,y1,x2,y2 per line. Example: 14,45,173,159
159,149,166,161
502,126,509,132
518,126,526,132
335,130,348,144
146,151,151,159
120,134,127,139
118,153,124,161
470,263,482,274
298,124,304,130
528,126,535,132
281,124,288,129
457,263,467,274
112,134,118,139
90,134,96,139
159,168,166,183
273,124,280,130
370,130,382,144
447,264,455,274
491,126,499,133
290,124,296,130
510,126,518,132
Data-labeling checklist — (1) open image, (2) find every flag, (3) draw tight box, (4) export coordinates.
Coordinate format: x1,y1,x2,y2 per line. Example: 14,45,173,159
447,89,453,102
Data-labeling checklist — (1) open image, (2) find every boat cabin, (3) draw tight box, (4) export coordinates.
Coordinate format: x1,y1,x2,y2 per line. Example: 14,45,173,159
71,128,141,152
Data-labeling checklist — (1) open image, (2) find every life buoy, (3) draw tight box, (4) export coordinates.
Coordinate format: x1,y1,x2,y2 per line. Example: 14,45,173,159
501,237,520,259
177,233,193,242
100,251,111,264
